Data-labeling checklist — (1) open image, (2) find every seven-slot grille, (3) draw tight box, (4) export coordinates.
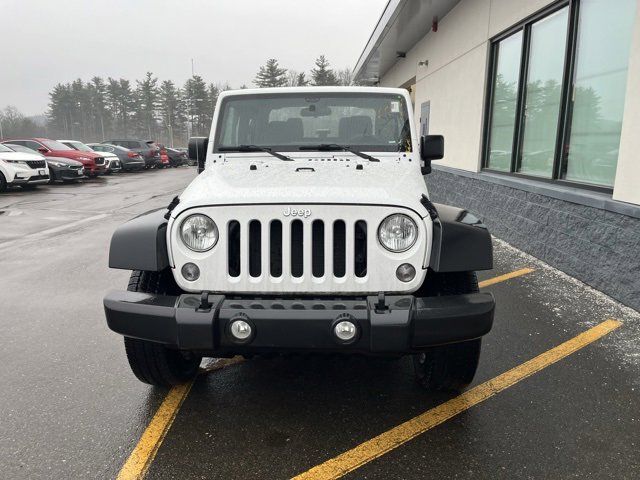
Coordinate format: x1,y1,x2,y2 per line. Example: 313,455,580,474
227,219,368,280
95,157,105,165
26,160,46,169
170,205,427,294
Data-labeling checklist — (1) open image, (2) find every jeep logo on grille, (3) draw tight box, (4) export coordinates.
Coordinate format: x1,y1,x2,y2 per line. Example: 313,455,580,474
283,207,311,218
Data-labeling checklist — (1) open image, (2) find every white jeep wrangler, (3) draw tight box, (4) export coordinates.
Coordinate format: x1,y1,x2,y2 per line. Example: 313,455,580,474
104,87,494,392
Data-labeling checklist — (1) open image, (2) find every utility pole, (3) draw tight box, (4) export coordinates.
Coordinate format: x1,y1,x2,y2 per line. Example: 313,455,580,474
0,118,3,139
191,58,195,77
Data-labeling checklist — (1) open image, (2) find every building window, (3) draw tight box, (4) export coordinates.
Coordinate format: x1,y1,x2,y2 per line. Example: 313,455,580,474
483,0,636,190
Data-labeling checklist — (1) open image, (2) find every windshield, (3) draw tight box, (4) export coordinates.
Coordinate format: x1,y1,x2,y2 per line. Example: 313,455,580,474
42,140,72,151
215,93,412,153
68,141,93,152
0,144,14,153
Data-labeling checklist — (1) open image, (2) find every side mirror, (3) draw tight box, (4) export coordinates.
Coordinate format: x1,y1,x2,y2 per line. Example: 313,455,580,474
188,137,209,174
37,146,49,154
420,135,444,175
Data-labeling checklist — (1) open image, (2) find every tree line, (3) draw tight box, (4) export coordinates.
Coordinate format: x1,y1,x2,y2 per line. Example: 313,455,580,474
0,55,354,147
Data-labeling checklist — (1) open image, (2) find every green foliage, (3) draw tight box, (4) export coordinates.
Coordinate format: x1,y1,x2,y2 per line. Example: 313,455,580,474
311,55,339,86
254,59,288,87
39,55,352,144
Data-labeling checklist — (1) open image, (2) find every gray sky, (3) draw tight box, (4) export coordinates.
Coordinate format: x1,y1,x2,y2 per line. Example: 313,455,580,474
2,0,387,115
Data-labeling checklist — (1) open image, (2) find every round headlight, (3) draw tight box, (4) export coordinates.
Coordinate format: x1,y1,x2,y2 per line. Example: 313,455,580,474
180,214,218,252
378,214,418,252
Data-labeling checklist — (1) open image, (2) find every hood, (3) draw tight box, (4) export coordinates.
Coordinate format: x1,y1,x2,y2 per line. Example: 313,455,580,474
45,156,83,166
0,151,45,162
50,149,101,160
173,154,429,218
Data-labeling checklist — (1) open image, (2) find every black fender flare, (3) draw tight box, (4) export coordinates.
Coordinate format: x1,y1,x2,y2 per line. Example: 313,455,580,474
429,203,493,272
109,208,170,271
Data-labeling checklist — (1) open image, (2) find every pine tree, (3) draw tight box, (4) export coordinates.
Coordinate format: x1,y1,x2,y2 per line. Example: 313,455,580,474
159,80,185,147
296,72,309,86
135,72,159,140
253,58,288,87
311,55,338,86
89,77,109,141
183,75,210,136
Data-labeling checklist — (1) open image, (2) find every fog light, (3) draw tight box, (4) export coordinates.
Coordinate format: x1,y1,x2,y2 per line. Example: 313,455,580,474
334,320,357,342
229,318,253,341
181,262,200,281
396,263,416,282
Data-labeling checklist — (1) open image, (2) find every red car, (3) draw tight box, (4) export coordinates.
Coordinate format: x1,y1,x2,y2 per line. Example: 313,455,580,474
1,138,106,177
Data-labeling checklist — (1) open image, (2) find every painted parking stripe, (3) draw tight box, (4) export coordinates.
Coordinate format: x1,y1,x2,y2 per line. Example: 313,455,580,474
291,319,622,480
116,357,242,480
115,267,535,479
478,267,534,288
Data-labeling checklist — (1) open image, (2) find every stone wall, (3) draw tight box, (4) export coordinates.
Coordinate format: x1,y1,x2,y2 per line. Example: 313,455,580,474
426,168,640,311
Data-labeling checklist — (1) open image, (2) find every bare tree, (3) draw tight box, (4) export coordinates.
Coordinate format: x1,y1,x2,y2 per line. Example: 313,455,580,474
337,68,353,86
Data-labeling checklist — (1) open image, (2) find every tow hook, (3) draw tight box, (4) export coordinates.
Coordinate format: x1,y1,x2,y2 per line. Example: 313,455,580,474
198,291,213,311
375,292,389,313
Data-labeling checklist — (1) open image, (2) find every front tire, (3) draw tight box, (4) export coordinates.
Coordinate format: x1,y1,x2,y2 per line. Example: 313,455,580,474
124,270,202,387
413,271,482,392
0,172,7,192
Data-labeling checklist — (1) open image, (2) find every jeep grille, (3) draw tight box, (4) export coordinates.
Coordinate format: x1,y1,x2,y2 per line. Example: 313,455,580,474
226,219,368,280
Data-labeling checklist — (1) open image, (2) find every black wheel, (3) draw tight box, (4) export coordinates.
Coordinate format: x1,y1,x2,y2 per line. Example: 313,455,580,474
0,172,6,192
123,270,202,387
413,271,482,392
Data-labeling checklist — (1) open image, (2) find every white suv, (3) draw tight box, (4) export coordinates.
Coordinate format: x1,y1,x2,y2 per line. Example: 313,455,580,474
104,87,495,391
0,143,49,192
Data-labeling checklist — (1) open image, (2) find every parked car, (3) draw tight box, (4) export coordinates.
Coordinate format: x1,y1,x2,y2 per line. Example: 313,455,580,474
105,139,161,169
58,140,121,175
1,138,106,177
166,147,189,167
0,142,50,191
4,143,84,183
87,143,145,172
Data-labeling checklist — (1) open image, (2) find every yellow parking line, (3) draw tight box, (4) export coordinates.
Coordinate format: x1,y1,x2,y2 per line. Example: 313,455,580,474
116,357,242,480
291,319,622,480
115,266,534,479
479,267,535,288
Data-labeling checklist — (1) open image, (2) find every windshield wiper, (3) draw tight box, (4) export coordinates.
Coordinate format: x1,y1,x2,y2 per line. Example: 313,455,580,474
218,145,294,161
299,144,380,162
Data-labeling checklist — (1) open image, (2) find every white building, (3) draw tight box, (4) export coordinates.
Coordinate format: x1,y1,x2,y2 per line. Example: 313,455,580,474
354,0,640,310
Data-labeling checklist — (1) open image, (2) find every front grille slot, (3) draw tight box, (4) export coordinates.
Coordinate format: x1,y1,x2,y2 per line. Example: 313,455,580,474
290,220,304,278
312,220,325,278
333,220,346,278
354,220,367,278
249,220,261,277
270,220,283,277
228,221,241,277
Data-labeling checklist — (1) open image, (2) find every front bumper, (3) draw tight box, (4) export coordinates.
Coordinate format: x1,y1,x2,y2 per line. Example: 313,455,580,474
52,166,85,181
104,291,495,354
11,173,50,184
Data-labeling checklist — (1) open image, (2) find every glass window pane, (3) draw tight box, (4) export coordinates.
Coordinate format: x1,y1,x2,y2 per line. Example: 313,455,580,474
487,31,523,171
563,0,637,186
518,7,569,177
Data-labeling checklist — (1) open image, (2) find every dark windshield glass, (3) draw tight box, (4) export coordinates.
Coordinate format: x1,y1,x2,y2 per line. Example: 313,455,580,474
215,93,412,153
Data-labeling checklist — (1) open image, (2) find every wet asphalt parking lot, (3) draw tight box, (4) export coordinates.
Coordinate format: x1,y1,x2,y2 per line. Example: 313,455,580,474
1,168,639,479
